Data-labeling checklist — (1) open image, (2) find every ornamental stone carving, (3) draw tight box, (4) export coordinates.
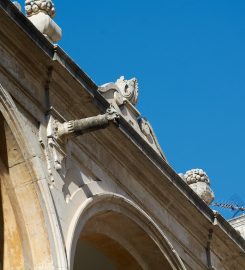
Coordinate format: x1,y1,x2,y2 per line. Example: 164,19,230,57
45,107,119,190
184,169,210,185
115,76,139,105
25,0,61,43
25,0,56,18
55,107,120,140
138,117,166,160
99,76,139,106
180,169,215,205
98,79,167,159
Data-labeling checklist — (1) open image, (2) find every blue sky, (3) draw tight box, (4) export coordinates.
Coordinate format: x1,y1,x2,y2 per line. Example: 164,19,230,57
22,1,245,218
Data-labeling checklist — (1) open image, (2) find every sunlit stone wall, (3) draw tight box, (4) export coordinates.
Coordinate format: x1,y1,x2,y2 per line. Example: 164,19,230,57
229,215,245,239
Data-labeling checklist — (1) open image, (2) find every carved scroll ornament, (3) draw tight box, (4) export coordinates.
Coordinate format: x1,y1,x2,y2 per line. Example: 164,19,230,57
99,77,167,160
115,76,139,105
138,117,166,159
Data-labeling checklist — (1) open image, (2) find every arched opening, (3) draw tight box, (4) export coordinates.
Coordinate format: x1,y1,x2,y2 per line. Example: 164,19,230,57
0,85,56,269
0,113,6,269
73,210,174,270
74,236,126,270
0,113,25,269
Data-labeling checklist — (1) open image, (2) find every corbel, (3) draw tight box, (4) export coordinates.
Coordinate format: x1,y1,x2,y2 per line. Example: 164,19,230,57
44,106,119,185
50,106,120,141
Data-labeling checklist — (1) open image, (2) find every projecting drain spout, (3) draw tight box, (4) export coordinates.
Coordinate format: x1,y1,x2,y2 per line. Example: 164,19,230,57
56,107,120,140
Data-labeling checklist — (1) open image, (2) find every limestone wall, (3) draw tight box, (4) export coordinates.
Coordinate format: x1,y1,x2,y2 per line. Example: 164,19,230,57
0,1,245,270
230,215,245,239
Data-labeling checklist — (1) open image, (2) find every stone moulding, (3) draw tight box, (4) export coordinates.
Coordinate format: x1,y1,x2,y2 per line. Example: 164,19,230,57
0,84,68,269
66,194,187,270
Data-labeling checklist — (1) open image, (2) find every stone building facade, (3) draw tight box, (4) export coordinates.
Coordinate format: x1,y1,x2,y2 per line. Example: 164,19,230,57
230,215,245,239
0,1,245,269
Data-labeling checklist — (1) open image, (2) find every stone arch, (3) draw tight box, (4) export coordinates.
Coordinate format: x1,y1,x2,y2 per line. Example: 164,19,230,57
0,84,54,269
0,141,3,270
67,193,187,270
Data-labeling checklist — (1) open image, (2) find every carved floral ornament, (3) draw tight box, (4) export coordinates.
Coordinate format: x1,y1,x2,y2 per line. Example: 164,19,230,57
25,0,56,18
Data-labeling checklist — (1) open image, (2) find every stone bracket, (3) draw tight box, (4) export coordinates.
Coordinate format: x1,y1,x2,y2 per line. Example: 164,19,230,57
47,106,120,142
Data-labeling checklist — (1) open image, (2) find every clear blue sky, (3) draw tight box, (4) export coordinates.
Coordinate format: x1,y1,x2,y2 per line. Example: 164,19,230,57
22,1,245,218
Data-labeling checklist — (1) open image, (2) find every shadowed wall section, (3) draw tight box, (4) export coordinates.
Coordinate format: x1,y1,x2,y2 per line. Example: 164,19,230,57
0,114,25,269
0,178,2,270
74,239,117,270
0,114,5,270
73,211,173,270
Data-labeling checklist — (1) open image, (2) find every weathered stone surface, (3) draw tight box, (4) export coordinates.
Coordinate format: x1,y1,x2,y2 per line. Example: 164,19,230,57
25,0,62,43
230,215,245,239
180,169,215,205
115,76,139,105
25,0,56,18
54,106,120,140
99,78,166,159
0,2,245,270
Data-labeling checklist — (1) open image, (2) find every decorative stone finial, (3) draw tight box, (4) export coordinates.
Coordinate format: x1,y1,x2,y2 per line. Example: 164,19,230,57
25,0,62,43
115,76,139,105
25,0,55,18
179,169,215,205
